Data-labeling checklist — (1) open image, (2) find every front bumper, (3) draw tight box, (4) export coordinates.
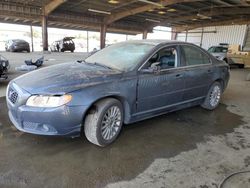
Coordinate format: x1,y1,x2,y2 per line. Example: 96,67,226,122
7,83,88,137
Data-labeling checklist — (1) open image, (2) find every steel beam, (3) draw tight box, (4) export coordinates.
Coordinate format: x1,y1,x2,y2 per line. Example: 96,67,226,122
104,0,201,25
159,7,250,26
44,0,67,16
175,17,250,31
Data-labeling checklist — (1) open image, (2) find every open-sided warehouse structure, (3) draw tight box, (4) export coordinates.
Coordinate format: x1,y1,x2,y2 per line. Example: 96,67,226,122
0,0,250,50
1,1,250,187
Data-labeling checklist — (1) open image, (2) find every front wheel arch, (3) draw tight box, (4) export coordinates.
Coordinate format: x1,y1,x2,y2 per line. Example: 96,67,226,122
83,98,124,146
214,78,224,92
80,96,130,135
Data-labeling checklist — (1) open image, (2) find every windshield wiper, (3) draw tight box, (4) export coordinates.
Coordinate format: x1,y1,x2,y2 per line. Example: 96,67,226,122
77,59,88,63
77,60,115,71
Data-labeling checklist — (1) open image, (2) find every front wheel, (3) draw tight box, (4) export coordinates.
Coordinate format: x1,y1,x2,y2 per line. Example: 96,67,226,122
84,98,124,147
201,82,222,110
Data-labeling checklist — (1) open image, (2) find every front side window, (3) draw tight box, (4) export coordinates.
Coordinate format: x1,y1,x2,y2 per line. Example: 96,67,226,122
182,45,210,66
146,46,178,70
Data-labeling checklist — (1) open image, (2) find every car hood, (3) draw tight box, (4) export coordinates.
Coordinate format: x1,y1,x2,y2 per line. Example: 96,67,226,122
13,62,122,94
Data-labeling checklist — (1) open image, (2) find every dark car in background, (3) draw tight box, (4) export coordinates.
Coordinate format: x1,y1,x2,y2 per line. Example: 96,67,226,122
50,37,75,52
5,39,30,52
7,40,229,147
0,55,9,80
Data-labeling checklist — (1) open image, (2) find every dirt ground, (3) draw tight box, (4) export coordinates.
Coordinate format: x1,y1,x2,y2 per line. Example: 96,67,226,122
0,51,250,188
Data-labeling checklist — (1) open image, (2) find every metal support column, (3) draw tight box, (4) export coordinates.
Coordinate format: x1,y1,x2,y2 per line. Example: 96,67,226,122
42,15,48,51
185,30,188,42
87,31,89,53
30,24,34,52
100,24,107,49
171,32,178,40
142,30,148,39
200,27,204,47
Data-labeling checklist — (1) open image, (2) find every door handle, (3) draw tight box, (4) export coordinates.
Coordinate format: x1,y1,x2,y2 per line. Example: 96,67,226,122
207,69,212,73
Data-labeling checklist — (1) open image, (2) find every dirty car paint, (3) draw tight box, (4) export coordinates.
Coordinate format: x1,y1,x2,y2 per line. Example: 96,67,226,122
6,40,230,137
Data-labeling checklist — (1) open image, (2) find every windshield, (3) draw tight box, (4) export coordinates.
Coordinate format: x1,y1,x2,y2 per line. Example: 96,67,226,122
208,46,228,53
85,42,155,71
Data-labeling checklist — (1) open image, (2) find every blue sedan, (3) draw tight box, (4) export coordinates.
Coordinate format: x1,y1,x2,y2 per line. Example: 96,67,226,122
7,40,230,146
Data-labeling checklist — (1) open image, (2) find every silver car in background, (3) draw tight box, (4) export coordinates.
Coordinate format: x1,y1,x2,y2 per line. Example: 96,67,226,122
208,45,228,62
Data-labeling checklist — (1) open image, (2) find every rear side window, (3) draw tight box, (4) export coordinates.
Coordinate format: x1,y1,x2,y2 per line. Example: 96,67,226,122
182,45,211,66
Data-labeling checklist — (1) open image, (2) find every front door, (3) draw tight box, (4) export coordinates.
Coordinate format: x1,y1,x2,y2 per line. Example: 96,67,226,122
136,45,185,116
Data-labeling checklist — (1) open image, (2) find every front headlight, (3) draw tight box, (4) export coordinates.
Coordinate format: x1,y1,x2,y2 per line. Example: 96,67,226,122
26,95,72,108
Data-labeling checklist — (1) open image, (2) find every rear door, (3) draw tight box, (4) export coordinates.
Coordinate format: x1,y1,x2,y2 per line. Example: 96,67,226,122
180,44,214,102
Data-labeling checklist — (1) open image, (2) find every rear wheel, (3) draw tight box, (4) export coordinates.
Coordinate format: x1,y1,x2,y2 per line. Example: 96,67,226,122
201,82,222,110
238,64,245,69
84,98,124,147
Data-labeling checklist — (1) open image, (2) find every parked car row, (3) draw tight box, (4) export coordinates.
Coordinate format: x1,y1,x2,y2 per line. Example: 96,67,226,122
4,37,76,53
207,43,247,68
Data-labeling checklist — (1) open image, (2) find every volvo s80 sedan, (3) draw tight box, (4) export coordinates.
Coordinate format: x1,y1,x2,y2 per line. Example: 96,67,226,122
7,40,230,146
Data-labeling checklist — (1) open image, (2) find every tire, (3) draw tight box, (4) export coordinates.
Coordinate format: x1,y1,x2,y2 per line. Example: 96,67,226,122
201,82,222,110
238,64,244,69
84,98,124,147
71,50,74,53
61,49,64,52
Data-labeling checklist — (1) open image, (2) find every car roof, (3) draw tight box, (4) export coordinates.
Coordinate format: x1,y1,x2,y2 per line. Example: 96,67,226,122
117,39,190,46
210,46,228,48
11,39,26,42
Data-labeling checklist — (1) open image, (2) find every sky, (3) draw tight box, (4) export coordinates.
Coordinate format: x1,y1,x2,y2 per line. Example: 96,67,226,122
0,23,172,52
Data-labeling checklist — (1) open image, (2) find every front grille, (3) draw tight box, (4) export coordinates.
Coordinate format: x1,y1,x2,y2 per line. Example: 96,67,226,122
8,87,19,104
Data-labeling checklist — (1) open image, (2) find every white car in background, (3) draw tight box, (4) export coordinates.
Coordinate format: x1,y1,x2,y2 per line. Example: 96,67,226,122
208,45,228,62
